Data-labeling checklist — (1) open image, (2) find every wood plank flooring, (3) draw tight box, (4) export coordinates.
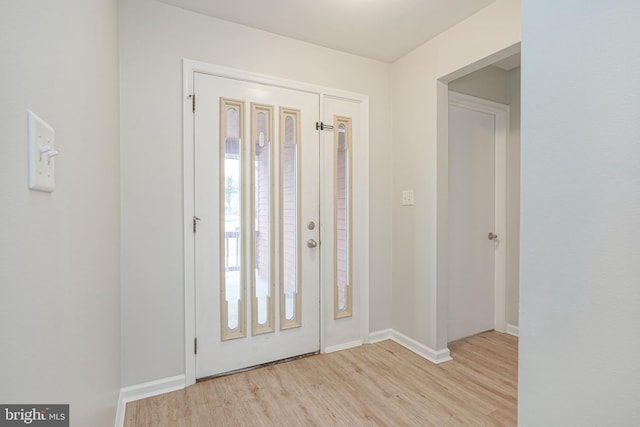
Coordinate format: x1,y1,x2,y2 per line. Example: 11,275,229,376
124,331,517,426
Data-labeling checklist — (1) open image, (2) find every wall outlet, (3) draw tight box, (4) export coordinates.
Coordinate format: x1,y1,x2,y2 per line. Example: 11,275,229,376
28,110,57,192
402,190,414,206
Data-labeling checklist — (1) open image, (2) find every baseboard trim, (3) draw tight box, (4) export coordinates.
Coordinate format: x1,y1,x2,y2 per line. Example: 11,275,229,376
321,328,454,362
324,340,363,354
507,324,519,337
368,329,393,344
114,391,125,427
391,330,453,364
115,375,186,427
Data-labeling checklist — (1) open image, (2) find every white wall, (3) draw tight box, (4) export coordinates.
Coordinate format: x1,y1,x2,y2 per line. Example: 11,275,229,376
448,64,521,328
519,0,640,424
119,0,393,387
391,0,520,351
0,1,120,426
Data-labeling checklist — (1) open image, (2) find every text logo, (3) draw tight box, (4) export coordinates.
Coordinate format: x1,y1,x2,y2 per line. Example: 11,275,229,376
0,405,68,427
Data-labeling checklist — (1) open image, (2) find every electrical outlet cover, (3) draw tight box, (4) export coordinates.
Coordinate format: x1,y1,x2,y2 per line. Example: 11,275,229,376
28,110,56,192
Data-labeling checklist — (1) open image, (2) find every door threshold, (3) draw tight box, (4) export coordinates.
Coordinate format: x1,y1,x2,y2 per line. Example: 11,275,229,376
196,351,320,383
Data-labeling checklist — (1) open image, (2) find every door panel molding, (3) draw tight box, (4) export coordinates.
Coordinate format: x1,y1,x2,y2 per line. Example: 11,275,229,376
219,97,247,341
279,107,303,331
182,59,369,386
333,115,353,319
250,102,275,336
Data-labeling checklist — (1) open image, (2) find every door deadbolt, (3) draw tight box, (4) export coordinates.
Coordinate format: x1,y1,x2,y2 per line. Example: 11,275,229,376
307,221,316,230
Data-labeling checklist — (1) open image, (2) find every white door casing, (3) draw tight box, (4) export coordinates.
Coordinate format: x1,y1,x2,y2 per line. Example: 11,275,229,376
182,60,370,385
447,91,508,342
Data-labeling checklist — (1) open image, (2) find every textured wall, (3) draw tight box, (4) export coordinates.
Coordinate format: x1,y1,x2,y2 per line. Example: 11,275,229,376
0,1,120,425
519,0,640,424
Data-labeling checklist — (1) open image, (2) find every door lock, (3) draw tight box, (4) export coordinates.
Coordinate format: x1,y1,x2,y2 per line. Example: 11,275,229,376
488,232,498,240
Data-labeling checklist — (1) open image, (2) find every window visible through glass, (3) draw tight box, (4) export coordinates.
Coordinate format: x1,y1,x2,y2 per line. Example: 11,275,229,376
336,123,349,312
224,107,241,330
282,115,298,321
254,111,270,326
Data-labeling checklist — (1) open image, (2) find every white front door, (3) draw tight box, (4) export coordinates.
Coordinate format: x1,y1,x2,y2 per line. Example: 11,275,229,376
447,101,497,342
194,72,320,378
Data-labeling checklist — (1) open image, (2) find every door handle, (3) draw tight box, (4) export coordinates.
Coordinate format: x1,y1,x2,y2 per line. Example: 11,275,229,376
488,232,498,240
307,239,318,248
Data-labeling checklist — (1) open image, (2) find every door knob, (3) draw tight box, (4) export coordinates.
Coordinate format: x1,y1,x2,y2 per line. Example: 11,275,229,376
307,239,318,248
488,232,498,240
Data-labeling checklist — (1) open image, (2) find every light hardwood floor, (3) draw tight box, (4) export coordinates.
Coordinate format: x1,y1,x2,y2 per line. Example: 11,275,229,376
124,331,518,426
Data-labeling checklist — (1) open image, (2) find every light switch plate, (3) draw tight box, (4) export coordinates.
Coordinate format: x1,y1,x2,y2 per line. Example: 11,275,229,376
28,110,56,192
402,190,414,206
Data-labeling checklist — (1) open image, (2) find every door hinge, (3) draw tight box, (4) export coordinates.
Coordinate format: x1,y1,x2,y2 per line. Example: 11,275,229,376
190,94,196,113
315,121,334,131
193,216,200,233
194,337,198,355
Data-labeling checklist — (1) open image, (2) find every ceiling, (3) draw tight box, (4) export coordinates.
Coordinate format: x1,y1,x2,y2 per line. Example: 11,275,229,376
156,0,496,63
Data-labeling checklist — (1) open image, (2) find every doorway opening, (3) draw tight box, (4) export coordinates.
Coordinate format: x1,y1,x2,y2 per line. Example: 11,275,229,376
436,45,521,350
447,91,509,341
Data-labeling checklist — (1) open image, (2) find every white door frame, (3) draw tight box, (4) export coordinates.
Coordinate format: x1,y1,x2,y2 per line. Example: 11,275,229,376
445,91,509,342
182,59,370,386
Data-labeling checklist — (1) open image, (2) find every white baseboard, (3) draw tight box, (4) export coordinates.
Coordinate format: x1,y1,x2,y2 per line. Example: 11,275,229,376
337,329,452,365
390,330,453,364
324,340,363,354
115,375,186,427
114,391,126,427
507,324,519,337
369,329,452,364
368,328,393,344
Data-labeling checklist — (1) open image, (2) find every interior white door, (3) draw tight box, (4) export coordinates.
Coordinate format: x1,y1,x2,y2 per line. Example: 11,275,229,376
194,72,320,378
447,103,496,342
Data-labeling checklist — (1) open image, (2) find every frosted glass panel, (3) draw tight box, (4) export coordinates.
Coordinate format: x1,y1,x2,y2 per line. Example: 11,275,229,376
252,105,274,335
334,118,352,318
220,99,246,340
281,110,301,329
